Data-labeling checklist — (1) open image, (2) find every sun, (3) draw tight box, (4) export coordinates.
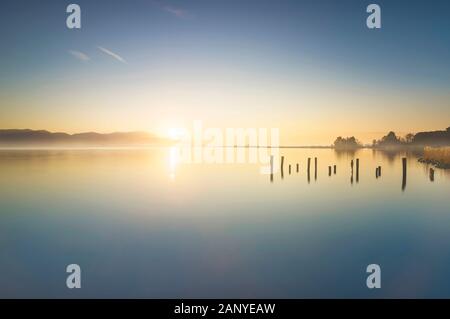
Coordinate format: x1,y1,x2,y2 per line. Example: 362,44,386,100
167,128,187,141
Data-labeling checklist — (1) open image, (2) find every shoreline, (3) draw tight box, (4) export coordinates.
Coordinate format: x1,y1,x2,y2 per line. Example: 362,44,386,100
418,158,450,169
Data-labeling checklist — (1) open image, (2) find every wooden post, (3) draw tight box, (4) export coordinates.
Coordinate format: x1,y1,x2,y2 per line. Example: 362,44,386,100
289,164,291,175
270,156,274,174
378,166,381,177
270,155,274,183
402,157,407,191
307,158,311,183
333,165,336,174
429,168,435,182
375,167,378,178
314,157,317,180
328,166,332,176
356,158,359,183
350,160,354,185
296,163,299,173
281,156,284,179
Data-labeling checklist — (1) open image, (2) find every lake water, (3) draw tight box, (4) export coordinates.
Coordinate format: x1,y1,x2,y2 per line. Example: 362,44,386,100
0,148,449,298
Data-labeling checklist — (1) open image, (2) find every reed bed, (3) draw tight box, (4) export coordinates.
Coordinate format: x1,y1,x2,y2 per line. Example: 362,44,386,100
422,147,450,166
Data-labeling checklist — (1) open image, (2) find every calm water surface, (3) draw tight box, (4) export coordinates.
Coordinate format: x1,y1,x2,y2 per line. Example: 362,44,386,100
0,148,449,298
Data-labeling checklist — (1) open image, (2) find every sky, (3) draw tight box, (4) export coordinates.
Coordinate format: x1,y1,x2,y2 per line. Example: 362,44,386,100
0,0,449,145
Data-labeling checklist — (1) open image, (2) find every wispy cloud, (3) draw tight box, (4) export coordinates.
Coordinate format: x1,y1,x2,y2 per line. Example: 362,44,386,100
97,46,127,64
163,5,191,18
68,50,90,62
151,1,192,19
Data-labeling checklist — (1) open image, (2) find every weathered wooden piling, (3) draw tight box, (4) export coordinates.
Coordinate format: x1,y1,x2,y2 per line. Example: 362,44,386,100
307,158,311,183
270,155,274,182
375,166,382,178
289,164,291,175
429,168,435,182
328,166,332,176
296,163,299,173
281,156,285,171
356,158,359,183
314,157,317,180
270,156,274,174
402,157,407,191
333,165,336,174
350,160,354,185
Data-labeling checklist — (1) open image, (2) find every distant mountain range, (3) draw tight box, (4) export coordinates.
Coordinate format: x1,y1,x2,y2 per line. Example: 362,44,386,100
0,129,171,146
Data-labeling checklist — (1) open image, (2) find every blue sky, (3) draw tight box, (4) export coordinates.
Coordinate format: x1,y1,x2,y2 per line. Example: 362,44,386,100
1,0,449,144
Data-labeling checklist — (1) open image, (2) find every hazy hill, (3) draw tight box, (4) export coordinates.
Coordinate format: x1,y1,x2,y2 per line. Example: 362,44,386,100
0,129,170,147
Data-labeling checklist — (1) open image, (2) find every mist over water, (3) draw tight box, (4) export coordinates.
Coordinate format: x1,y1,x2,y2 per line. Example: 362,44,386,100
0,148,449,298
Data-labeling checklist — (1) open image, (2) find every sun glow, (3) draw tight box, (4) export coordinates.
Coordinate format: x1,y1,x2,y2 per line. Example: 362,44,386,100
168,128,188,141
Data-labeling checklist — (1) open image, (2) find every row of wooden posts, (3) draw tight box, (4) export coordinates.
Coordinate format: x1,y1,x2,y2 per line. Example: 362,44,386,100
273,156,347,182
270,156,436,186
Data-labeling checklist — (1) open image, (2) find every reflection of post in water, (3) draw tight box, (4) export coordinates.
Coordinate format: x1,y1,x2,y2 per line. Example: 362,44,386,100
356,158,359,183
281,156,284,179
270,155,274,183
307,158,311,183
402,157,407,191
314,157,317,181
429,168,435,182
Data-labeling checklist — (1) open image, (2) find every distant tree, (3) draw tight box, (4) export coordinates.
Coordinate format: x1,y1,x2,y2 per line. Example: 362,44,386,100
382,131,399,143
376,131,401,146
334,136,362,149
413,127,450,146
404,133,414,144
